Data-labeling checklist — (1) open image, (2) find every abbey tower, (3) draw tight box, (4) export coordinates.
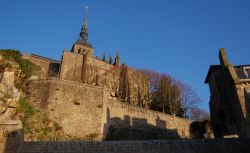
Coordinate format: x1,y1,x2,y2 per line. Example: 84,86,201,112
24,6,149,106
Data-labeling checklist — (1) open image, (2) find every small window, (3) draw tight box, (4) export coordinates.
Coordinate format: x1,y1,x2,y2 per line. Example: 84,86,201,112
78,49,81,54
244,67,250,79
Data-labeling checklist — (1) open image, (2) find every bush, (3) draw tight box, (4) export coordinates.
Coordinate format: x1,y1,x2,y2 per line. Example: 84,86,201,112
0,49,40,75
17,97,36,118
17,97,68,141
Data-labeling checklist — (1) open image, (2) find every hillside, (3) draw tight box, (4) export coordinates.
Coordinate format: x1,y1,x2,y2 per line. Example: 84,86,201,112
0,50,72,141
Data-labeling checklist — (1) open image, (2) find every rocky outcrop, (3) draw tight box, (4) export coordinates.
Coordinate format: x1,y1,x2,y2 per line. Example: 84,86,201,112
0,70,20,122
0,66,22,153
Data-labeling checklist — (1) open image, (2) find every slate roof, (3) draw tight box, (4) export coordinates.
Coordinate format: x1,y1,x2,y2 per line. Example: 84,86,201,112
234,67,248,79
205,65,250,83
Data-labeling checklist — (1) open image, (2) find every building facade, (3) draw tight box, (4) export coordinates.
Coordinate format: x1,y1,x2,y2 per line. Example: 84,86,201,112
205,48,250,137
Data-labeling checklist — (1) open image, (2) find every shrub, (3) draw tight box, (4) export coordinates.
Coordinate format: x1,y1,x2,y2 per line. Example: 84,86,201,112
0,49,40,75
17,97,36,118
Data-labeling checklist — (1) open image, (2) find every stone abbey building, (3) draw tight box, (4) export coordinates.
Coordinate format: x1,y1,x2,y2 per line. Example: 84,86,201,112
21,8,191,140
23,8,150,106
205,48,250,137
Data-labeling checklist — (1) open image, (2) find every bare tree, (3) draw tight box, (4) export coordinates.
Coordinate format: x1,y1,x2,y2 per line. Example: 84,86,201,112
177,82,201,118
138,69,205,118
190,108,210,121
127,69,150,108
139,69,181,115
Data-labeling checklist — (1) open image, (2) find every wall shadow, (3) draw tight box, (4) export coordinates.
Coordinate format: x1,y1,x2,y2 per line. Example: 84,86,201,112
189,120,214,139
104,107,181,140
48,62,60,77
1,130,22,153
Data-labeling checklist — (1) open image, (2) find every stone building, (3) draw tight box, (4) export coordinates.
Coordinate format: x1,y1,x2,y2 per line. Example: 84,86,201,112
20,7,193,140
205,48,250,137
23,7,150,106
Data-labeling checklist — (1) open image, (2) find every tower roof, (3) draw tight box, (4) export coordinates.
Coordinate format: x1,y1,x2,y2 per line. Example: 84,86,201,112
76,5,92,48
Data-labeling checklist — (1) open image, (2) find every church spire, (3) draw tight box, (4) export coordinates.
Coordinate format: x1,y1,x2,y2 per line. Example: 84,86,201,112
80,5,88,39
72,5,93,55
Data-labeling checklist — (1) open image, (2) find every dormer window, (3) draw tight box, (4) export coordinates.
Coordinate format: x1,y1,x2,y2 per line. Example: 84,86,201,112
244,67,250,79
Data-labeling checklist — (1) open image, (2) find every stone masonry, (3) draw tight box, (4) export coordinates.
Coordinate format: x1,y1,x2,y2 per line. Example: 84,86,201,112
24,7,150,106
205,48,250,137
27,78,191,140
4,138,250,153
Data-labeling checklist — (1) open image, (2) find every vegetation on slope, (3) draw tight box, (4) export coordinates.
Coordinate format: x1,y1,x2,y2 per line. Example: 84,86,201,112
0,49,40,75
0,49,41,91
17,97,69,141
0,50,70,140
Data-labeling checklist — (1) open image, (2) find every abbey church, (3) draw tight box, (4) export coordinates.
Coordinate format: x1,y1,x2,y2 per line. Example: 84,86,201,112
23,7,150,106
14,6,195,141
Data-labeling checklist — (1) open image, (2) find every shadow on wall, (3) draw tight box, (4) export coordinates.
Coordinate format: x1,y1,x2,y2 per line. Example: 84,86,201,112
189,120,214,139
1,130,22,153
48,63,60,77
104,108,181,140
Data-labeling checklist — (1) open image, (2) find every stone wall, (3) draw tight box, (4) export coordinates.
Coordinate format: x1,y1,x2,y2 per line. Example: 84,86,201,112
103,98,191,139
27,78,191,140
23,53,60,77
27,79,104,140
59,51,85,82
15,138,250,153
59,50,150,107
0,120,22,153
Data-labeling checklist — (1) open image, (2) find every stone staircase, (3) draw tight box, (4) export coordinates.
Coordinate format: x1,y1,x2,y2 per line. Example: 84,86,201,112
5,138,248,153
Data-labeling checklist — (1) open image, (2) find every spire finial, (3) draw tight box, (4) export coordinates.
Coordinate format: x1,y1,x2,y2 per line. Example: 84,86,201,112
80,5,88,39
83,5,88,28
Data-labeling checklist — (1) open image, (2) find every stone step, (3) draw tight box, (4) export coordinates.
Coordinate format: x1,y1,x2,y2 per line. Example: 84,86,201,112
13,138,250,153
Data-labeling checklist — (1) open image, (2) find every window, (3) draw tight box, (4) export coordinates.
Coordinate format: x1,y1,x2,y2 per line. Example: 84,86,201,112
78,49,81,54
244,67,250,79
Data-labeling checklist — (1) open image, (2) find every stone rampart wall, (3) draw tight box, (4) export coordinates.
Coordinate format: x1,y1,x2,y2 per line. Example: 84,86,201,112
103,98,191,138
23,54,60,77
27,78,191,140
27,78,104,139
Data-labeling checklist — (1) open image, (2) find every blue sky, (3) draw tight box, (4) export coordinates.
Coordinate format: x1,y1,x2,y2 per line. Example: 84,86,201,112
1,0,250,111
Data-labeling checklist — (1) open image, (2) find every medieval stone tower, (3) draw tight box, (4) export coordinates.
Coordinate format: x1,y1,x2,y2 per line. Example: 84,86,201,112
59,6,120,85
23,6,149,106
